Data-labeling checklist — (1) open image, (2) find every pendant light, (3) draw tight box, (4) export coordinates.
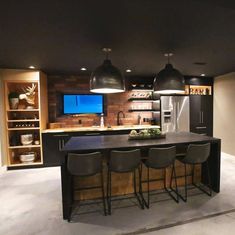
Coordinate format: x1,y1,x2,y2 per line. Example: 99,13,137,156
154,53,185,94
90,48,125,93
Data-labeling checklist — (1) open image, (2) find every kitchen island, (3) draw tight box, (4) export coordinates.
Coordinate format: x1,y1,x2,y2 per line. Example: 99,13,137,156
61,132,221,220
42,125,160,166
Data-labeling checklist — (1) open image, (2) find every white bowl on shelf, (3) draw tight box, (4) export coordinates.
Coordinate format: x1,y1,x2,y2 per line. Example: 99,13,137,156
19,152,36,163
20,134,33,145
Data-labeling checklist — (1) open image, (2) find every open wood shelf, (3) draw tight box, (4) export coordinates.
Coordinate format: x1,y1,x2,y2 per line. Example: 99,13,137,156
9,145,41,149
8,127,40,131
128,98,155,102
131,89,153,91
3,70,48,169
7,109,39,112
185,85,212,96
129,109,156,112
7,119,40,122
8,160,43,167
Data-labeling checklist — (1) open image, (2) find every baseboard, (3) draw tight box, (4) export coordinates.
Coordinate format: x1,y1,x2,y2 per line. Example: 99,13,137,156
222,152,235,158
0,165,7,173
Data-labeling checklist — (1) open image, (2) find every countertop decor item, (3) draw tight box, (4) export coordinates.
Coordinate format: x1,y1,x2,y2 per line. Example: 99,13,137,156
20,134,33,145
90,48,125,93
154,53,185,94
128,128,165,140
19,152,36,163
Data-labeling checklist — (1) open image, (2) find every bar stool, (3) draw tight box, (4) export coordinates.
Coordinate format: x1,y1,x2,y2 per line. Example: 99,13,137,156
67,152,106,221
176,143,212,202
141,146,179,208
107,149,144,215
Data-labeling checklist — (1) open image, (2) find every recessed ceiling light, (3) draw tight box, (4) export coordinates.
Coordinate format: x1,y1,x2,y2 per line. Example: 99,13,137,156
126,69,132,73
201,73,206,76
29,66,35,69
81,67,87,71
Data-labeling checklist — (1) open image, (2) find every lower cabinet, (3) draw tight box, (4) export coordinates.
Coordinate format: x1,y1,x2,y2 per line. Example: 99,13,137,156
42,133,70,167
42,130,130,167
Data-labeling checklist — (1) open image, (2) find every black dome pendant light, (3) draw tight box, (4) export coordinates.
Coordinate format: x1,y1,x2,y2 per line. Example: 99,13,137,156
154,53,185,94
90,48,125,93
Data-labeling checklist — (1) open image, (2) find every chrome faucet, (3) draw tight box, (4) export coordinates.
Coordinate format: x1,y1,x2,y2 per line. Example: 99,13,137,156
117,111,125,126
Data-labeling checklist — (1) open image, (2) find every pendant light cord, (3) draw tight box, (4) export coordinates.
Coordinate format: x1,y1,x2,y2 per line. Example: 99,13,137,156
103,47,111,60
165,52,173,64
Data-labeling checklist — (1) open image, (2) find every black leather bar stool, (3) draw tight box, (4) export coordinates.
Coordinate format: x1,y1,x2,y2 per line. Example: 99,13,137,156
176,143,212,202
107,149,144,215
141,146,179,208
67,152,106,221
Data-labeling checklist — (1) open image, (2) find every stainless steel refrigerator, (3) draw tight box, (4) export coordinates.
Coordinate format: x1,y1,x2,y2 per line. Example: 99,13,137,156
160,95,190,133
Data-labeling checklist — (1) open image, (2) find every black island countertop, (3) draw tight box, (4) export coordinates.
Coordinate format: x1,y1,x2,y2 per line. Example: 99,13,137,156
62,132,220,152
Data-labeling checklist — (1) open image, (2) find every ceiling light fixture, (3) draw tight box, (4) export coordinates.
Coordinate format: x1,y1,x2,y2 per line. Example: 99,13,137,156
201,73,205,76
29,66,35,69
90,48,125,93
153,53,185,94
126,69,132,73
80,67,87,71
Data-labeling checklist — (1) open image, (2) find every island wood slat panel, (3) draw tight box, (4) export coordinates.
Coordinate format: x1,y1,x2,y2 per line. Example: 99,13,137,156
73,160,201,200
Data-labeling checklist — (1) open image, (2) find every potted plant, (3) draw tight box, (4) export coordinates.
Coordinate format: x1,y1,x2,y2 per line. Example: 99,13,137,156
8,92,19,109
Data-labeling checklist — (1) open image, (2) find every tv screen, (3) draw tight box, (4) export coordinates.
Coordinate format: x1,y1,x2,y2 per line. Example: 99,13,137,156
63,94,104,114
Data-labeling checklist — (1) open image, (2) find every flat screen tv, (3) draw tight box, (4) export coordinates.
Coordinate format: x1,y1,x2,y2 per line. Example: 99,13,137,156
63,94,104,114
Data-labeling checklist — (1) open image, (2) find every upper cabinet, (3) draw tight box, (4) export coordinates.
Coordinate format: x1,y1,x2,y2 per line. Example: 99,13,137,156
185,76,214,136
0,69,48,168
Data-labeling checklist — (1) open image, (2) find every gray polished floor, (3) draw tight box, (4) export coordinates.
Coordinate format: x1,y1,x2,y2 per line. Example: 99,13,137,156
0,153,235,235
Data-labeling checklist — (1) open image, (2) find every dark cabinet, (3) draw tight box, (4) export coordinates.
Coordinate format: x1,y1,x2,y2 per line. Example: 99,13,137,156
190,95,213,136
42,133,70,167
42,129,131,167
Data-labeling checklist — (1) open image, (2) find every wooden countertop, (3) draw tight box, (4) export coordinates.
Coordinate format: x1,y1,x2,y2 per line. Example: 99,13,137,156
62,132,220,152
41,125,160,133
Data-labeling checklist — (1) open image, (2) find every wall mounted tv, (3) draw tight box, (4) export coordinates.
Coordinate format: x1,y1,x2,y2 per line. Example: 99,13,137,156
63,94,104,114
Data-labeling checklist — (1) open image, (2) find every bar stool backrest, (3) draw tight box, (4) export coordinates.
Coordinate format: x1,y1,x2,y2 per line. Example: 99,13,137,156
184,143,211,164
147,146,176,169
109,149,141,173
67,152,102,176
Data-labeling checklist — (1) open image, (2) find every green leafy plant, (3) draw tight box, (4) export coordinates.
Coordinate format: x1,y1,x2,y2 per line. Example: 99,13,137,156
129,128,162,138
8,92,19,100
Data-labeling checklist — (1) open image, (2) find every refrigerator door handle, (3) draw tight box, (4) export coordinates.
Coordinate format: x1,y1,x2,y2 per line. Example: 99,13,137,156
176,102,180,131
199,112,201,124
202,111,204,123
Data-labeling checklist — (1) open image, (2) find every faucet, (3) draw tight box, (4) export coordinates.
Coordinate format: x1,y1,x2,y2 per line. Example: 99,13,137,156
117,111,125,126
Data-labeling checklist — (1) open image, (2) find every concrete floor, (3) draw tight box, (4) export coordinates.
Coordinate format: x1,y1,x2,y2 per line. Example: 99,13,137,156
1,153,235,235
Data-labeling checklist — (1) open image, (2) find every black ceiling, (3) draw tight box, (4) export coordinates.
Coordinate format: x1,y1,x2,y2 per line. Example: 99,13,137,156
0,0,235,77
